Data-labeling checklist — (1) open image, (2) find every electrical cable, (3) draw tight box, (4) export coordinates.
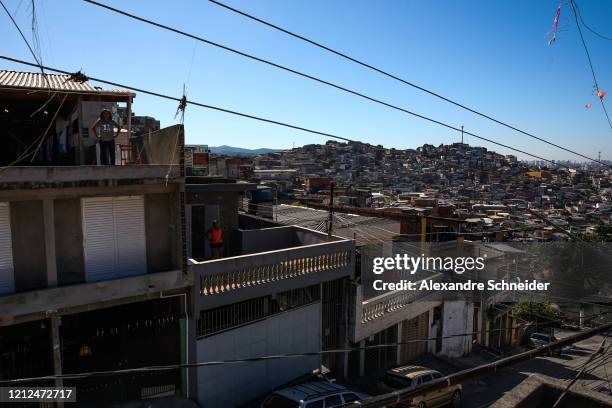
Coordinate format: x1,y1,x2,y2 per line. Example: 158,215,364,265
206,0,608,166
0,324,533,384
570,0,612,134
0,55,356,143
1,56,577,167
80,0,603,168
574,0,612,41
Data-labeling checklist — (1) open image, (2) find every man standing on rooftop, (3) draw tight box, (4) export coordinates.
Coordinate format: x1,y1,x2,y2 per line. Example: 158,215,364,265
92,108,121,165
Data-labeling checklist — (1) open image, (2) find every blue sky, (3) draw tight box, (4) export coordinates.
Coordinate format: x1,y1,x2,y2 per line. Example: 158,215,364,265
2,0,612,161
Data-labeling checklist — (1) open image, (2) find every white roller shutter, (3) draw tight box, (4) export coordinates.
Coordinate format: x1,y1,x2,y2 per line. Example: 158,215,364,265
83,197,116,282
82,196,146,282
114,196,146,277
0,203,15,294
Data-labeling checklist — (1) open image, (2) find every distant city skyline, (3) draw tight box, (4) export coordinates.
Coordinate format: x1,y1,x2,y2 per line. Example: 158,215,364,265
2,0,612,161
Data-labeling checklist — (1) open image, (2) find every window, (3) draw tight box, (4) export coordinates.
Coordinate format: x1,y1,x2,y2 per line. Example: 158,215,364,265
324,395,342,407
343,393,360,403
432,372,443,379
197,284,321,338
261,394,300,408
305,400,324,408
270,285,320,313
420,374,433,384
383,375,412,389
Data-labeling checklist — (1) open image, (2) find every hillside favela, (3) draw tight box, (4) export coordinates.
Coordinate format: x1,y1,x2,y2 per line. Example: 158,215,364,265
2,1,612,408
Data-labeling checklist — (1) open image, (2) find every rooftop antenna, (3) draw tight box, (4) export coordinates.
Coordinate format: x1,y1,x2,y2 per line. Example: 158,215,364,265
599,151,602,164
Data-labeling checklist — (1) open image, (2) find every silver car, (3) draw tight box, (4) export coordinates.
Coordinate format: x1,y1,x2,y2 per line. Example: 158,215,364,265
261,381,369,408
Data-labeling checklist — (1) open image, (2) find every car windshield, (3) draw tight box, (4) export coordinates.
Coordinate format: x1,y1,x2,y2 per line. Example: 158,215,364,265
262,394,300,408
383,374,413,389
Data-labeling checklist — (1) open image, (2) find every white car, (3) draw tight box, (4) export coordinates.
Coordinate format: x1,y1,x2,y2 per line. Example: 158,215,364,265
261,381,369,408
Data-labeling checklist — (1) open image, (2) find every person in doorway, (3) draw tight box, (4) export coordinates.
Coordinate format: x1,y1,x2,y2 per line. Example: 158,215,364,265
206,220,224,259
92,108,120,165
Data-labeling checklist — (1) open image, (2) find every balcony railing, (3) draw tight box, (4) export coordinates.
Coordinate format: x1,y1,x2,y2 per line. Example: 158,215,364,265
194,240,353,296
361,273,442,324
351,273,443,343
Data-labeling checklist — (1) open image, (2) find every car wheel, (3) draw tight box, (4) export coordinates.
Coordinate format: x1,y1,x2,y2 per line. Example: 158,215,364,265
451,390,462,407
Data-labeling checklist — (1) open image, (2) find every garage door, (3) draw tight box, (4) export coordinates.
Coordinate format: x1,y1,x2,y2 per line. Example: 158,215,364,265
400,311,429,364
0,203,15,294
82,196,146,282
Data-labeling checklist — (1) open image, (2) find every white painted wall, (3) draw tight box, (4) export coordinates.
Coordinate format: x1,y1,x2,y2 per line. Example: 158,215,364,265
440,300,473,358
196,303,321,408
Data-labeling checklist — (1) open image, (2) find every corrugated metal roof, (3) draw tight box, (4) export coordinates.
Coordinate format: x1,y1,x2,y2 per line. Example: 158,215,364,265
273,204,401,245
0,70,134,96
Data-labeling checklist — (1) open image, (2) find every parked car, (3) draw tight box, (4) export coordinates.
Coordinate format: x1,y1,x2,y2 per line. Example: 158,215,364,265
260,381,369,408
526,333,565,355
377,365,461,408
527,333,558,348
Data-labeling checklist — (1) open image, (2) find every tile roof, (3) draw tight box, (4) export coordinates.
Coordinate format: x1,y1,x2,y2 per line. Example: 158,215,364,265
0,70,134,96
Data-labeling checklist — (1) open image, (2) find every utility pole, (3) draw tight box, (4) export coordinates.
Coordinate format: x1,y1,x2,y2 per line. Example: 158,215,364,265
327,182,335,237
461,125,464,144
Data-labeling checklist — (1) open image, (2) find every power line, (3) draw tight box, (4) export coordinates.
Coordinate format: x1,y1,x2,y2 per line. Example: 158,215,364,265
0,324,535,384
574,0,612,41
1,55,571,167
553,337,606,407
0,0,49,89
81,0,606,168
0,55,355,143
206,0,609,166
570,0,612,134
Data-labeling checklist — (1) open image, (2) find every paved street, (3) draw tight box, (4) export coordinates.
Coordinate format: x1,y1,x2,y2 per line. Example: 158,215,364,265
461,331,612,407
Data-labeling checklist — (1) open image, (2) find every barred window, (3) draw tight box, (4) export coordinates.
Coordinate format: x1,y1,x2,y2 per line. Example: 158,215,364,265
197,284,320,337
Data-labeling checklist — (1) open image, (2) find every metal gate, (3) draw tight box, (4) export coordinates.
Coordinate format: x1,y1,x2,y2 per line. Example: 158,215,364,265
365,325,398,373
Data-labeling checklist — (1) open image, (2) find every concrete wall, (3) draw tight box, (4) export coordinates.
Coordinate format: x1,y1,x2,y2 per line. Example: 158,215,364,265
187,191,241,257
295,228,337,246
135,125,183,165
2,186,182,297
0,165,180,186
440,300,473,358
240,227,299,254
187,191,240,233
196,303,321,408
0,269,190,325
10,201,47,291
240,226,338,255
54,198,84,285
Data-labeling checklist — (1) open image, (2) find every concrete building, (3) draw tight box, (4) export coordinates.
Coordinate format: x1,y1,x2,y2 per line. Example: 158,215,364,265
185,180,356,407
0,70,135,166
0,71,192,405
